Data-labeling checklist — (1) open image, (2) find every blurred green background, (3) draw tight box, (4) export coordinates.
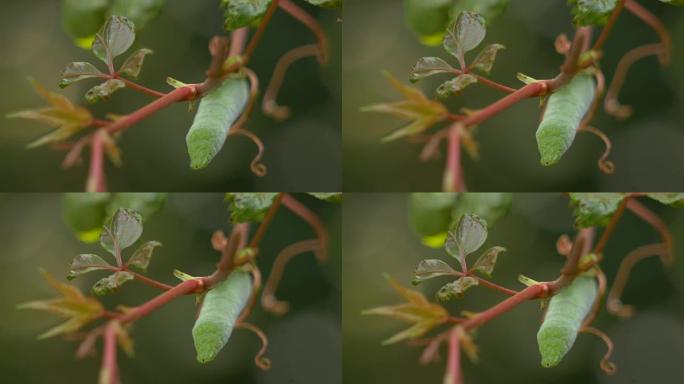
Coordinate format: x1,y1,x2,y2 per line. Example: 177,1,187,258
0,1,341,192
0,193,341,383
343,193,684,384
343,0,684,191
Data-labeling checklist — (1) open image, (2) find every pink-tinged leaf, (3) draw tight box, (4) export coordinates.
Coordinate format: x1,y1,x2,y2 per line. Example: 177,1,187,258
119,48,153,78
470,246,506,277
126,240,161,272
470,43,505,74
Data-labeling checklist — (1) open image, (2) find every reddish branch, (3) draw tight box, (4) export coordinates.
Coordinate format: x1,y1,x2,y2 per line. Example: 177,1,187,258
86,130,107,192
100,321,119,384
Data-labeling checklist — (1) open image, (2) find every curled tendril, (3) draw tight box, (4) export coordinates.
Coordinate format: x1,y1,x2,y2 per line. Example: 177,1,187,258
580,126,615,174
581,326,617,375
231,128,267,177
236,322,271,371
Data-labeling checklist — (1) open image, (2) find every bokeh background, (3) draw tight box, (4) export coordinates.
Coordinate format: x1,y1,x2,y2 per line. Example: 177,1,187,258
0,193,341,384
0,1,341,191
343,193,684,384
343,0,684,191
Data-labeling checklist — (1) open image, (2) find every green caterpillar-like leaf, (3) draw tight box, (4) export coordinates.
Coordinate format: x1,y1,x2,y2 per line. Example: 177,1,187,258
537,276,597,367
536,73,595,166
192,270,252,363
186,76,250,170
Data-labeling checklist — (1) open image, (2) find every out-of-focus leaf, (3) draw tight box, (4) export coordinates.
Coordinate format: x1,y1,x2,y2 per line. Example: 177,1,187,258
118,48,153,78
61,0,109,39
17,269,104,339
408,193,459,248
443,11,486,60
108,0,166,30
445,213,488,263
660,0,684,5
68,254,114,279
93,271,135,295
362,72,448,142
569,193,627,228
307,193,342,203
127,241,161,272
303,0,341,7
62,193,111,243
101,131,123,167
470,246,505,277
60,62,104,88
470,43,505,74
92,16,136,65
436,276,478,301
85,79,126,104
410,57,455,82
413,259,456,285
647,193,684,207
362,275,448,345
568,0,618,26
226,193,279,223
106,193,167,221
7,79,93,148
405,0,453,46
450,0,510,25
100,208,143,255
112,321,135,357
221,0,272,30
437,73,478,98
451,193,512,229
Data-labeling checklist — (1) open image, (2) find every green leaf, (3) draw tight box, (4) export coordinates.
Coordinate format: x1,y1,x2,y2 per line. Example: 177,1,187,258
450,0,510,25
60,62,104,88
413,259,456,285
470,43,505,74
221,0,272,31
62,193,111,243
451,193,512,229
659,0,684,5
362,72,448,142
443,11,486,60
100,208,144,255
568,0,618,26
7,79,93,148
436,276,478,301
569,193,627,228
470,246,505,277
92,271,134,296
437,74,477,98
303,0,341,7
68,254,113,279
92,15,136,65
225,193,279,223
410,57,455,82
408,193,460,248
647,193,684,207
405,0,453,46
106,193,167,220
108,0,166,30
118,48,153,78
307,192,342,203
445,213,488,262
61,0,109,39
85,79,126,104
518,274,540,287
127,241,161,272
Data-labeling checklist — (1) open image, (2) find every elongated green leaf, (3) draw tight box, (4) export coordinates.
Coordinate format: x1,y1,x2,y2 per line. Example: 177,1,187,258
127,241,161,272
225,193,279,223
60,62,104,88
118,48,153,78
85,79,126,104
410,57,455,82
100,208,143,255
68,254,113,279
569,193,627,228
470,43,505,74
92,271,135,296
437,73,477,98
221,0,272,31
92,16,136,65
413,259,456,285
443,11,486,60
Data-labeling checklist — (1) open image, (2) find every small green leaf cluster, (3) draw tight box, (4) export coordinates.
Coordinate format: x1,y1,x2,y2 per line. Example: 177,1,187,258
568,0,618,26
410,11,506,98
413,213,507,302
569,193,684,228
221,0,340,30
409,192,512,248
67,208,162,296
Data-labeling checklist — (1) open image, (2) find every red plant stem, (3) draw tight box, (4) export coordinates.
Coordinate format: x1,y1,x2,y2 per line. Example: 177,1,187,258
248,193,284,249
118,77,166,98
451,69,516,94
128,270,174,291
461,82,547,127
105,86,196,135
593,196,630,255
229,28,249,58
279,0,329,63
625,0,671,63
462,283,548,330
244,0,281,62
593,0,626,51
100,322,119,384
281,194,329,261
450,272,518,296
86,130,107,192
446,327,463,384
118,279,202,325
626,198,674,264
443,124,465,192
